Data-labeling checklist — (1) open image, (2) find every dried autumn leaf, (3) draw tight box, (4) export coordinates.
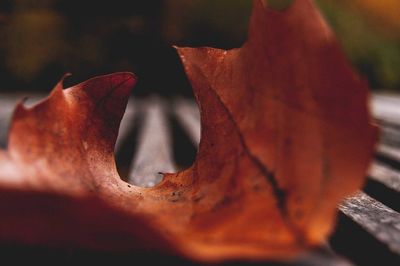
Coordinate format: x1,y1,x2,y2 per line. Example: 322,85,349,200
0,0,377,263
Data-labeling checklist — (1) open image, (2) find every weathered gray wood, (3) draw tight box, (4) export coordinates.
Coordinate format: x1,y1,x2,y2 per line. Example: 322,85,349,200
376,120,400,147
371,94,400,153
339,192,400,254
173,98,201,148
114,98,136,153
173,99,201,145
128,98,176,187
369,162,400,192
372,94,400,125
377,144,400,163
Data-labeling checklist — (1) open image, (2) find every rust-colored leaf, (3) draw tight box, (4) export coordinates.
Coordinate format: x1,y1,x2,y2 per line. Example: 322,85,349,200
0,0,377,263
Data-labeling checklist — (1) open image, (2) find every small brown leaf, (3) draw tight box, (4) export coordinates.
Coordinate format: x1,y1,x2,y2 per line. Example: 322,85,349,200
0,0,377,262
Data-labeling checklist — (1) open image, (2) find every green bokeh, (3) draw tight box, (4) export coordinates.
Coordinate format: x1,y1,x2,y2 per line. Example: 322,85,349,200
0,0,399,92
315,0,400,91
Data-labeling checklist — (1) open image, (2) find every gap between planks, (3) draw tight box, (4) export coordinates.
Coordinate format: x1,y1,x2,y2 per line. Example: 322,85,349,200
123,97,176,187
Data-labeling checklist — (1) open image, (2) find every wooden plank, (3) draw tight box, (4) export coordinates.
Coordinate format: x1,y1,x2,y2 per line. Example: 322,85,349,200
173,98,200,147
376,119,400,147
128,98,176,187
377,144,400,163
173,99,200,145
339,192,400,255
372,94,400,125
369,162,400,192
371,95,400,163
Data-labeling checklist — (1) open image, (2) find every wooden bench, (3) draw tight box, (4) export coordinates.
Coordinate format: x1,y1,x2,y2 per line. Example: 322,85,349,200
0,93,399,265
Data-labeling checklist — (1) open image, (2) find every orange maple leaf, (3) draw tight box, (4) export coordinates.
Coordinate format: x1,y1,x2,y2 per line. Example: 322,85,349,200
0,0,377,262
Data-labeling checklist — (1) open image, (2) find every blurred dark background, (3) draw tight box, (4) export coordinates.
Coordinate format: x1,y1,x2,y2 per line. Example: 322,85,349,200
0,0,399,97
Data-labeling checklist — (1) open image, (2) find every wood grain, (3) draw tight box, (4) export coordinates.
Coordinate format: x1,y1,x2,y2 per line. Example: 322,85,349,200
128,98,176,187
339,192,400,254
